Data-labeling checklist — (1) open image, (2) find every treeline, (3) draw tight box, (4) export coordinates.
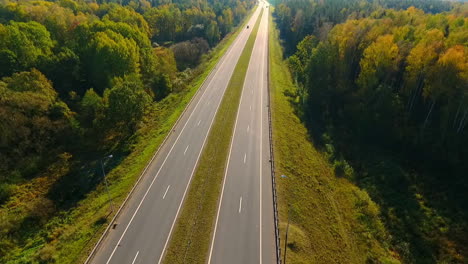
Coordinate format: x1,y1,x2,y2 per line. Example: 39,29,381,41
0,0,254,201
274,0,468,262
273,0,458,54
287,6,467,167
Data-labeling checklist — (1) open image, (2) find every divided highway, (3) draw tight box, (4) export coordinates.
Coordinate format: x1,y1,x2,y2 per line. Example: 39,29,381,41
88,6,263,264
208,4,276,264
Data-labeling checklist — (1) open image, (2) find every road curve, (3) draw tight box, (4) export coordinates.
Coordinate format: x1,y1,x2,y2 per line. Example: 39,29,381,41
208,4,276,264
88,6,263,264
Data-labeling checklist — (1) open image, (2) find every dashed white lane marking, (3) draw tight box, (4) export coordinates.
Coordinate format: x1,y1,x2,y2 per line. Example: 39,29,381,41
247,125,250,132
244,153,247,164
239,197,242,213
250,105,252,111
184,145,190,155
163,185,170,199
197,120,201,126
131,251,139,264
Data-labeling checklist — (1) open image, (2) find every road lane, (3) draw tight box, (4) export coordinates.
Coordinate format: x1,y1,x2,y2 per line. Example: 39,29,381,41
208,4,275,264
88,6,262,264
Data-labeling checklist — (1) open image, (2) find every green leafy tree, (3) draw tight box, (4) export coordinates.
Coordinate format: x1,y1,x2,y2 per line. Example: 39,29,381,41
86,29,140,93
357,34,399,91
404,29,445,112
0,21,53,75
80,88,104,129
40,48,81,98
21,1,90,44
206,20,220,46
103,5,151,36
288,35,318,84
144,5,182,42
0,69,73,177
218,8,233,35
0,49,18,77
423,45,467,130
104,74,151,132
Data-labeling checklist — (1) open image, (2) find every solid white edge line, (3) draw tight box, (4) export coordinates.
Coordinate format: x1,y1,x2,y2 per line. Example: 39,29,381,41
131,251,139,264
104,12,249,263
163,185,170,199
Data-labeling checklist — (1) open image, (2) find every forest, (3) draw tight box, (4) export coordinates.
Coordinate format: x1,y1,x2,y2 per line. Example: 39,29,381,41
0,0,253,181
274,0,467,262
0,0,254,262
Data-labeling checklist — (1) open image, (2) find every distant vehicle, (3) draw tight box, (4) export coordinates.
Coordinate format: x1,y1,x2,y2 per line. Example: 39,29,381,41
247,25,249,29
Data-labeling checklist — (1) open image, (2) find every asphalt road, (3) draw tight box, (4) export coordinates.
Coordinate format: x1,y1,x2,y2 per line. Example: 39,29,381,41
89,6,263,264
208,4,276,264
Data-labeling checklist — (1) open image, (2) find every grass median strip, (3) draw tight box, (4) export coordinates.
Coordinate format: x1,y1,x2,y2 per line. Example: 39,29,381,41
163,8,264,264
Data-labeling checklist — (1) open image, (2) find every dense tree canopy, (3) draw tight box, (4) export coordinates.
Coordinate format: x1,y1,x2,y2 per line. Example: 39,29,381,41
278,2,468,262
0,21,53,75
0,69,73,178
273,0,459,54
0,0,254,186
87,29,140,91
105,74,152,131
288,7,468,152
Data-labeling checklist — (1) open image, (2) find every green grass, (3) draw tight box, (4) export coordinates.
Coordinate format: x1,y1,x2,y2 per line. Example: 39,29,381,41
0,9,258,264
268,10,398,264
163,8,263,264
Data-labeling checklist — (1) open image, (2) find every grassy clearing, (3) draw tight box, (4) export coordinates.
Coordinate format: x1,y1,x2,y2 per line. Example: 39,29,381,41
268,10,398,264
0,9,257,264
163,8,263,264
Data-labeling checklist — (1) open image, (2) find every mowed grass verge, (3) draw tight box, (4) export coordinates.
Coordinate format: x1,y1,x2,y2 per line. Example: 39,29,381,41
268,10,398,264
163,9,264,264
2,8,258,264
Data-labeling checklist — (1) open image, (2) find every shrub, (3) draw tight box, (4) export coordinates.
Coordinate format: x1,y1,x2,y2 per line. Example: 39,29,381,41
333,159,354,179
172,38,210,70
35,244,56,263
0,183,12,204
